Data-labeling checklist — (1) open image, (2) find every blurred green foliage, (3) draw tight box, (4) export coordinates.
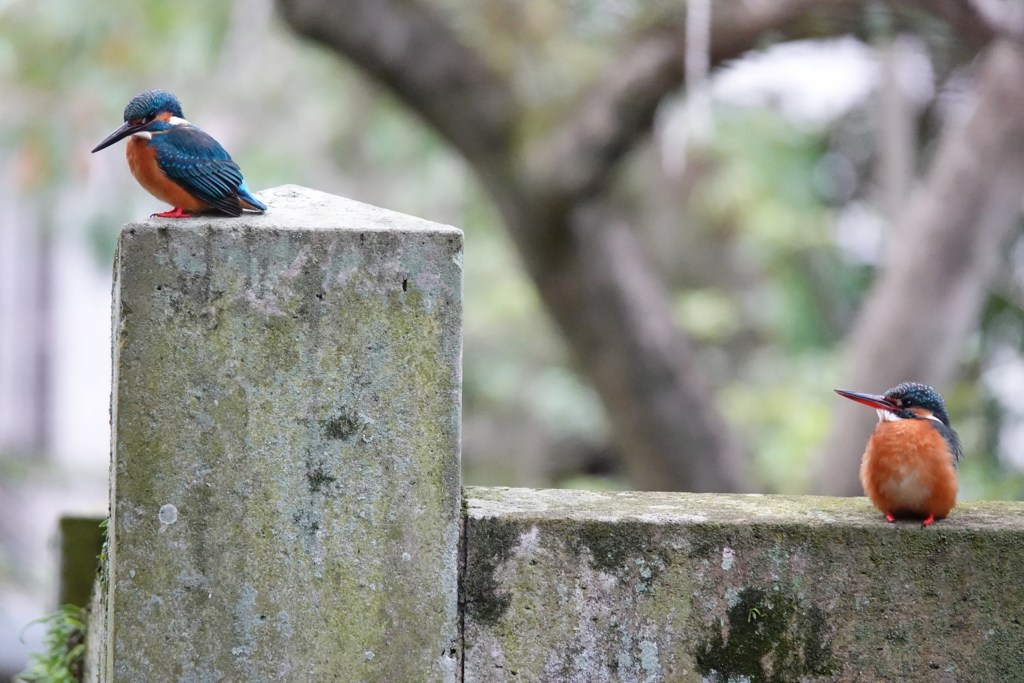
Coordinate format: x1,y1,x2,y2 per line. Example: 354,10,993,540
15,604,86,683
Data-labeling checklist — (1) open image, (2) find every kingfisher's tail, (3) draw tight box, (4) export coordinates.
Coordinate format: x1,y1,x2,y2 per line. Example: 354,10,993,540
238,183,267,213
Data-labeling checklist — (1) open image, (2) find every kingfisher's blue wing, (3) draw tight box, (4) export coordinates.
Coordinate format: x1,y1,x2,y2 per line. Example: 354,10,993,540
151,126,248,216
931,421,964,466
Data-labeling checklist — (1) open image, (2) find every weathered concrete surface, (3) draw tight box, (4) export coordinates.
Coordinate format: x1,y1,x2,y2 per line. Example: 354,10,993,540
108,185,462,681
463,487,1024,682
85,572,109,683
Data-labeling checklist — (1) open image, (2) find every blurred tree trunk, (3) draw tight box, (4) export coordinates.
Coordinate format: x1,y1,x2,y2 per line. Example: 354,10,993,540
275,0,999,492
876,38,916,223
813,40,1024,494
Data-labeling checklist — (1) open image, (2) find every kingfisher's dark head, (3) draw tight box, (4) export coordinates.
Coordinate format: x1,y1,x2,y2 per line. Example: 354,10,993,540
91,89,187,153
122,89,184,122
835,382,952,426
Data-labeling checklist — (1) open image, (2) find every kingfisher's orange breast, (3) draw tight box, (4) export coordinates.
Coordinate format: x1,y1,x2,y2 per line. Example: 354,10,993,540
860,419,958,520
126,137,209,212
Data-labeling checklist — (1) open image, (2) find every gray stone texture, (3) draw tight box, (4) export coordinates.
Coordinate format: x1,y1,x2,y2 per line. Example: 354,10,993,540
464,486,1024,682
108,186,462,681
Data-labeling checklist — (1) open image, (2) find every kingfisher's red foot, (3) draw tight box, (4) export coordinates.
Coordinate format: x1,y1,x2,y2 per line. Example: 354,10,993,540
885,512,896,523
152,207,193,218
921,515,935,528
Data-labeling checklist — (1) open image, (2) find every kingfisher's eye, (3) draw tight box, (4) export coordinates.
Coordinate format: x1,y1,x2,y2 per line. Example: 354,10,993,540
144,113,157,123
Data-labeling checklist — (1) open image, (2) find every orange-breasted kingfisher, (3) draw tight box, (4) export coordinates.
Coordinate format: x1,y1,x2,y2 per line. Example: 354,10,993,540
835,382,962,527
91,89,266,218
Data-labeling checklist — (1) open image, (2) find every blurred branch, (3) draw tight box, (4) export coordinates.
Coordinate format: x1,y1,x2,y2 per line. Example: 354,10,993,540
275,0,517,176
528,0,996,204
529,1,827,200
527,27,683,199
812,40,1024,494
876,38,916,222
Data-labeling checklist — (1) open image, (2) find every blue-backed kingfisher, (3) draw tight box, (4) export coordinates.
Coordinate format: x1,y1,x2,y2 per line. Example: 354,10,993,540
92,89,266,218
835,382,962,527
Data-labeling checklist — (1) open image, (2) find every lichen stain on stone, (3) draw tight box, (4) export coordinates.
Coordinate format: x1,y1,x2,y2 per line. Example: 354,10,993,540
304,462,337,494
513,525,541,558
463,517,518,626
321,408,364,441
171,242,208,279
721,546,736,571
695,586,836,682
639,639,660,676
158,504,178,525
568,520,670,579
291,507,323,546
232,582,259,652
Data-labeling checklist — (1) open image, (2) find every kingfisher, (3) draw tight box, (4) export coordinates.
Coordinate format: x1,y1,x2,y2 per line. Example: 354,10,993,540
91,89,266,218
835,382,962,527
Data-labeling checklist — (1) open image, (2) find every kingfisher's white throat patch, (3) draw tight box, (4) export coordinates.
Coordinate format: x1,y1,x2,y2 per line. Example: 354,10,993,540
877,409,942,424
131,131,152,140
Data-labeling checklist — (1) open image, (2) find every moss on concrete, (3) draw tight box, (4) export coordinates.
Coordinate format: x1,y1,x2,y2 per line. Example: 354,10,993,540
107,186,462,682
695,586,835,682
463,487,1024,682
57,517,106,608
462,517,518,626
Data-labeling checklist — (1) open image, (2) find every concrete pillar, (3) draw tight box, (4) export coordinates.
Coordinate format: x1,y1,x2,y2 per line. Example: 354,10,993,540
57,515,105,608
106,185,462,681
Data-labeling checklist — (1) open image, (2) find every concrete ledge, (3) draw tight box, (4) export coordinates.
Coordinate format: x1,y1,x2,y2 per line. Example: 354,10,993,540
463,487,1024,682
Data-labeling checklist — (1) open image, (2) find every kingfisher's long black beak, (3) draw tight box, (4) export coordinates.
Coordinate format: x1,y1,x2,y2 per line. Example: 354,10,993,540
834,389,896,412
91,120,145,153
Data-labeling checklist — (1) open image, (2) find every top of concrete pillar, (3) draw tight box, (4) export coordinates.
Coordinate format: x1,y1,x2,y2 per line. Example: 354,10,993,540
131,184,462,236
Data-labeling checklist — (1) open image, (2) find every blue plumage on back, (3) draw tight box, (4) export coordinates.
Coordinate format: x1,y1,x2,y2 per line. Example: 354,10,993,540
150,124,266,216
